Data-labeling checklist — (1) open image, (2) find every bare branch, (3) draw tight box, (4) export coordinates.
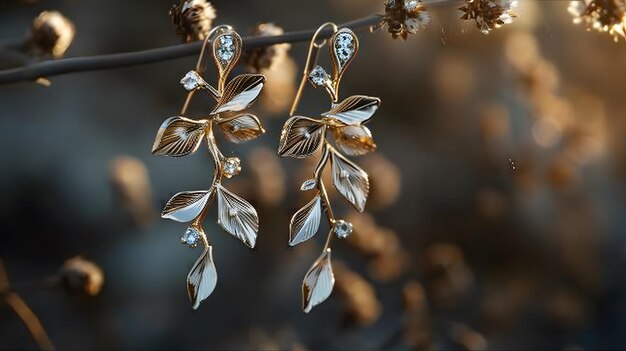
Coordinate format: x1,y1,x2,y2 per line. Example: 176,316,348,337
0,15,383,86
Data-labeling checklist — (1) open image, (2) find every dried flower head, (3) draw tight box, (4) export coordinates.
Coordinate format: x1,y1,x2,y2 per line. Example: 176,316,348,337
29,11,75,58
109,156,156,228
459,0,518,34
334,262,382,326
569,0,626,41
169,0,217,43
59,256,104,296
244,23,291,72
243,23,297,114
383,0,431,39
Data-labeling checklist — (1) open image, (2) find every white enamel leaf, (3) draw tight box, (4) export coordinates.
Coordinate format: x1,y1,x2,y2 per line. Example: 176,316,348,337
300,179,317,191
161,190,211,222
187,246,218,310
302,248,335,313
332,124,377,156
215,185,259,248
218,113,265,143
289,196,322,246
152,116,207,157
322,95,381,126
330,149,370,212
211,74,265,114
277,116,326,159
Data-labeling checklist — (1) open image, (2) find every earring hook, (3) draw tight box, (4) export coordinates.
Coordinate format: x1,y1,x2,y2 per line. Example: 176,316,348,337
181,25,233,115
289,22,338,116
196,24,234,73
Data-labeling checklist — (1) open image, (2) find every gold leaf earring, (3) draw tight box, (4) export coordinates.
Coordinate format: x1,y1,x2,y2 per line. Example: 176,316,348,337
277,23,381,313
152,25,266,309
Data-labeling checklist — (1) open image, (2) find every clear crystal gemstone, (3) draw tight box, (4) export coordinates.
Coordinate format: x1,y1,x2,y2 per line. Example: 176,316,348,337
333,220,353,238
334,32,355,65
300,179,317,191
404,0,418,11
180,70,205,91
308,65,330,87
217,35,236,63
181,227,201,247
222,157,241,178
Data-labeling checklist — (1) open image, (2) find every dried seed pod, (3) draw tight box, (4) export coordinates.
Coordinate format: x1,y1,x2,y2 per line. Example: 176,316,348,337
243,23,296,114
169,0,217,43
569,0,626,42
383,0,431,40
459,0,518,34
29,11,75,58
109,156,156,228
334,262,382,326
59,257,104,296
244,23,291,72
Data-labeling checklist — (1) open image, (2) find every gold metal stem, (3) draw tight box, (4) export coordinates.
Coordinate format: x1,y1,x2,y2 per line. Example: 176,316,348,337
314,141,336,251
191,122,223,246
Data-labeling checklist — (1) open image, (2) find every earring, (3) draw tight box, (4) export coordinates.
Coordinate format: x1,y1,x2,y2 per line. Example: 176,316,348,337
152,25,266,309
277,23,381,313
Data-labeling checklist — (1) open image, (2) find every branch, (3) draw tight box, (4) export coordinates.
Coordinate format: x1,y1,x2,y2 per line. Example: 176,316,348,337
0,15,383,86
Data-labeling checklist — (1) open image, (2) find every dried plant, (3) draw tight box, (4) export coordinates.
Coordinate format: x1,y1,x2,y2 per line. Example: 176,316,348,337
278,27,381,312
28,11,75,58
109,156,156,228
244,23,297,114
382,0,431,40
345,212,408,281
0,260,55,350
169,0,217,42
459,0,518,34
334,262,382,326
152,27,266,309
569,0,626,41
59,256,105,296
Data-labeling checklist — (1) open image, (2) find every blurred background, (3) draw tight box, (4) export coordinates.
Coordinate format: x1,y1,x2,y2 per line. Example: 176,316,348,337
1,0,626,349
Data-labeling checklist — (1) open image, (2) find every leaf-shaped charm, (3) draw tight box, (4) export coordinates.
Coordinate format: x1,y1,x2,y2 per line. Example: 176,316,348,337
162,190,212,222
187,246,218,310
300,179,317,191
289,196,322,246
277,116,326,159
322,95,381,126
218,114,265,143
215,185,259,248
330,149,370,212
332,125,377,156
302,248,335,313
211,74,265,115
212,32,242,88
152,116,208,157
330,28,359,84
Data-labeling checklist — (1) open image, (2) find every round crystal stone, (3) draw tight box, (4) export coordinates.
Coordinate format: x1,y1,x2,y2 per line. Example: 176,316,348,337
333,220,353,239
334,32,355,64
222,157,241,178
181,227,201,247
309,65,330,87
217,35,235,62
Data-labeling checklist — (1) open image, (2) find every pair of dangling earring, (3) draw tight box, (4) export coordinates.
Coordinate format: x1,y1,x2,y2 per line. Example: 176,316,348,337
152,23,381,312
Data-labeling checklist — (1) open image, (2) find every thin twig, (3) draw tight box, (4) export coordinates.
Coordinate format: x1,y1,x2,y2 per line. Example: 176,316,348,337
1,261,55,350
4,292,55,350
0,15,383,86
